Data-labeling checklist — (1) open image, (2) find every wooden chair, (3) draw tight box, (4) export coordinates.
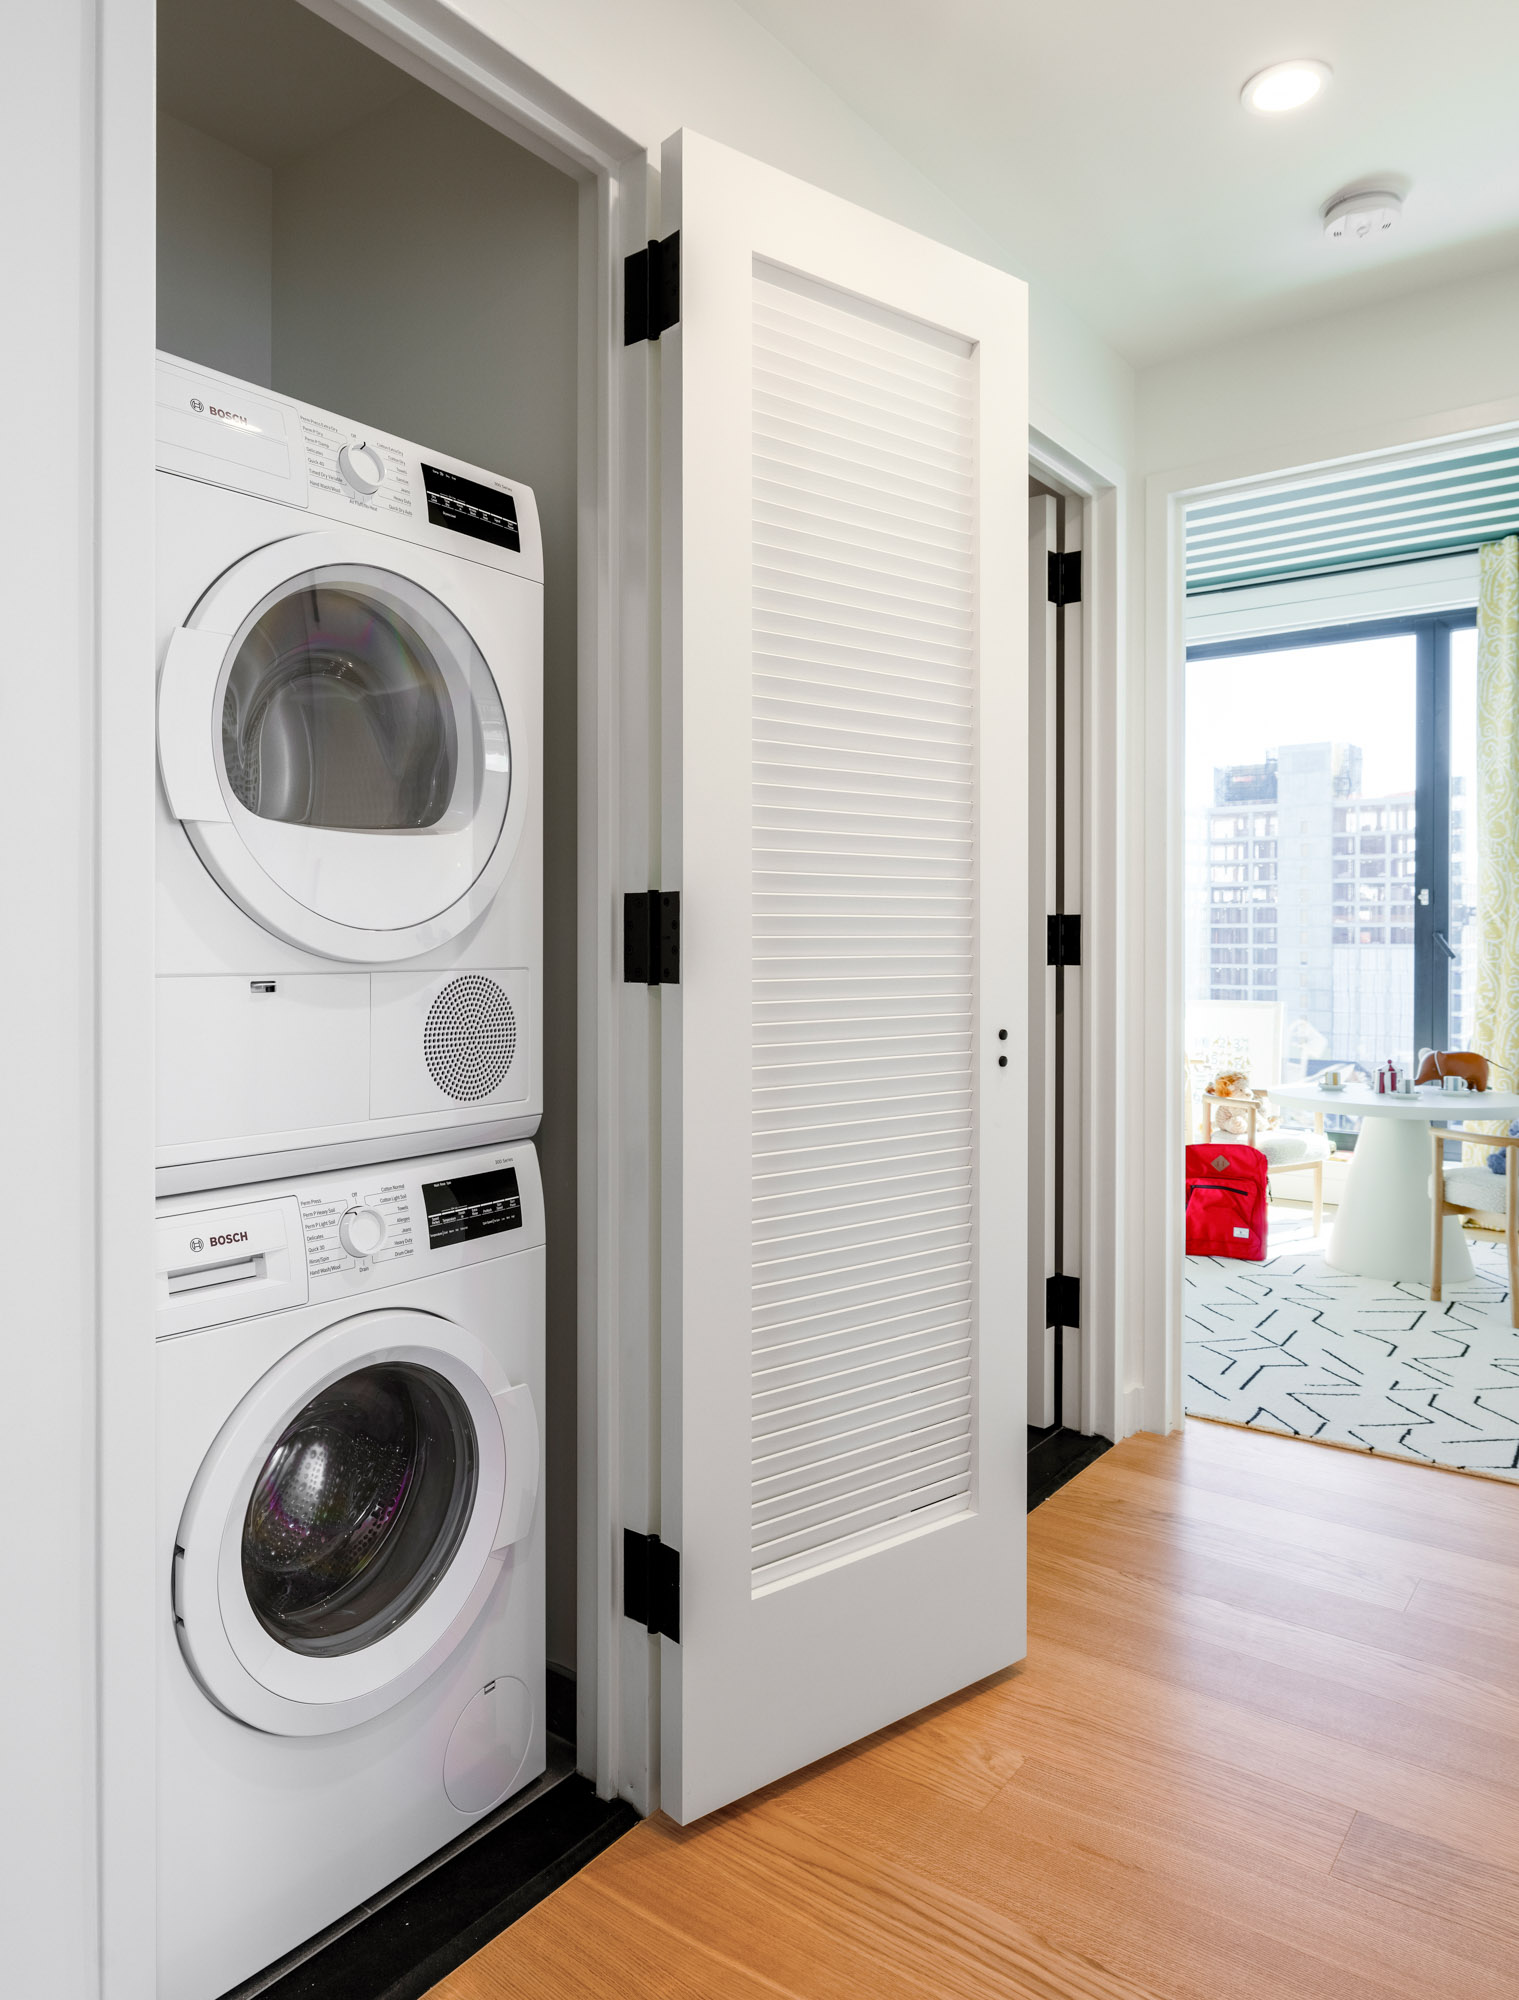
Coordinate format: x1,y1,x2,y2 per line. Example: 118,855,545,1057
1430,1127,1519,1327
1201,1092,1329,1237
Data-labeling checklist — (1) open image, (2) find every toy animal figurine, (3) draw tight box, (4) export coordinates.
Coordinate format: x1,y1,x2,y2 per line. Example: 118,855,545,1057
1413,1050,1490,1092
1209,1068,1252,1098
1207,1069,1261,1137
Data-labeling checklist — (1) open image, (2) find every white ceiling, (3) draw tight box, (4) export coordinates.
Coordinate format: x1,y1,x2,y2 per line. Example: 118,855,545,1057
735,0,1519,365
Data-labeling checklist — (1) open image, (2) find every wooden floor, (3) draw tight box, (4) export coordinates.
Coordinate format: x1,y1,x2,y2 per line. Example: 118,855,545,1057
432,1421,1519,2000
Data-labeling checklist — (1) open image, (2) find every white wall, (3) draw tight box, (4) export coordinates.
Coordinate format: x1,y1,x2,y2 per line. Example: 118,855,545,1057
1138,260,1519,479
157,115,273,385
1,10,99,1986
4,0,158,1993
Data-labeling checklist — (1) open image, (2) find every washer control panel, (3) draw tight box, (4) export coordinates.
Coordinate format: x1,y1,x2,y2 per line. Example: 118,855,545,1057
422,1163,522,1249
337,440,386,495
155,1143,544,1336
299,411,415,526
299,1173,417,1279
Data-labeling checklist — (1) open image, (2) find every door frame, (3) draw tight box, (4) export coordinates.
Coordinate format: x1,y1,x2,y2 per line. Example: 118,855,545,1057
1029,433,1123,1445
90,5,660,1992
1142,400,1519,1437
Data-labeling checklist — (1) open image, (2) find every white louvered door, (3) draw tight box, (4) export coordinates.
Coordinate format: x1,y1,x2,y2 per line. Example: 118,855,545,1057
658,130,1027,1823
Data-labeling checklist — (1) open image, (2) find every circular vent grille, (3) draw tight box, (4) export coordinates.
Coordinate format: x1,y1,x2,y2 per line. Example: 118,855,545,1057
424,976,517,1101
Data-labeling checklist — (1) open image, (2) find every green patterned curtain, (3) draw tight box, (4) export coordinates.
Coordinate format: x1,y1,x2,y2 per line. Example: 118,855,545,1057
1475,535,1519,1112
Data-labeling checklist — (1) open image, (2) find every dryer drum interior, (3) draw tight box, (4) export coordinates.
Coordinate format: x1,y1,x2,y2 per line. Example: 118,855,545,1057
224,587,457,830
220,568,504,835
243,1362,479,1658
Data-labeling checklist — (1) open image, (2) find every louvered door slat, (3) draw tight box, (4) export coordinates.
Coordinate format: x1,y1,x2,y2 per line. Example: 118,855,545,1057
750,267,977,1590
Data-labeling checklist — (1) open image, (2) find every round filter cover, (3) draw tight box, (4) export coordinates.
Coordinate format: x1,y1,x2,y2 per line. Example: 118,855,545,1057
443,1674,533,1813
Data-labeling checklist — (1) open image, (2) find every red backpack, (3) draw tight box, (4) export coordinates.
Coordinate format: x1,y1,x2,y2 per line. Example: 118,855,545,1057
1185,1143,1268,1260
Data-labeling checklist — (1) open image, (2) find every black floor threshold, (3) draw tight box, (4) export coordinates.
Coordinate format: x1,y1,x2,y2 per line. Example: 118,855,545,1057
238,1766,637,2000
1027,1423,1112,1509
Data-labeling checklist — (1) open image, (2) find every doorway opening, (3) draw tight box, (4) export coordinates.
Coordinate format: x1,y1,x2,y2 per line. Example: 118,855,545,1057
152,1,643,1990
1027,471,1110,1506
1177,522,1519,1478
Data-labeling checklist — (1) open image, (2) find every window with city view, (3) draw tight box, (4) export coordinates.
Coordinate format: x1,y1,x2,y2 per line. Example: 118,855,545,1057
1186,621,1478,1088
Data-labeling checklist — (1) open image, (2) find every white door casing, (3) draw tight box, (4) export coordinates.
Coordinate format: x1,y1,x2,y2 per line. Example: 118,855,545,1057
659,130,1028,1824
1028,494,1058,1429
1058,502,1086,1427
174,1308,539,1736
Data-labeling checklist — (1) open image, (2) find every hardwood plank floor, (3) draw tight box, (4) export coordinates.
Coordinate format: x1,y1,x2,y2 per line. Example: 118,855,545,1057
431,1421,1519,2000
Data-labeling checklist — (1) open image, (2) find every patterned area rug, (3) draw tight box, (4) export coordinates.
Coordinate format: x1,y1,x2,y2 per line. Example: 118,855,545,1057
1184,1212,1519,1478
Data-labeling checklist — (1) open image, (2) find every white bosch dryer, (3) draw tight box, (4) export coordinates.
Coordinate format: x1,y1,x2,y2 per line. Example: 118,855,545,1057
157,1141,545,2000
155,355,542,1192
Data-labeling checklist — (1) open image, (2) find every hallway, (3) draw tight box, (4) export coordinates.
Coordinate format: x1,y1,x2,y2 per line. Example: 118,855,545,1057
435,1420,1519,2000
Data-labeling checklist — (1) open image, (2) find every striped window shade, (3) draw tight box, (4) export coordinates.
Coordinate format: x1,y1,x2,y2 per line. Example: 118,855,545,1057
1186,443,1519,595
748,268,976,1590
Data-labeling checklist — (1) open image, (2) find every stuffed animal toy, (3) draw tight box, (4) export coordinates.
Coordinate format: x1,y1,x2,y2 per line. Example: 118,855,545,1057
1207,1070,1261,1137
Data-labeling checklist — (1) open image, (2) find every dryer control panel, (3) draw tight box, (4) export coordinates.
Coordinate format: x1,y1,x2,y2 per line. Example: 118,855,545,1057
153,352,543,585
155,1142,544,1338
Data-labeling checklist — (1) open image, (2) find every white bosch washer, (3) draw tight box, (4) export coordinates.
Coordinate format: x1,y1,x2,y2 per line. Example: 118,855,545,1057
157,1142,545,2000
155,355,542,1192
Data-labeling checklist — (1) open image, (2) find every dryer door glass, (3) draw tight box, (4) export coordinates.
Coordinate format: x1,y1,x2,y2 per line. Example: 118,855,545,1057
222,569,506,833
242,1362,479,1657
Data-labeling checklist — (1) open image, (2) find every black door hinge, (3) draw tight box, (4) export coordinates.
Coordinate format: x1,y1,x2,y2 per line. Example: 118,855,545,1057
623,890,681,985
624,232,681,344
623,1528,680,1642
1046,1273,1080,1329
1046,912,1081,968
1047,549,1082,606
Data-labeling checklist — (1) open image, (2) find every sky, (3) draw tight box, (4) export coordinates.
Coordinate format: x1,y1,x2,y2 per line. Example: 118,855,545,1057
1185,627,1477,813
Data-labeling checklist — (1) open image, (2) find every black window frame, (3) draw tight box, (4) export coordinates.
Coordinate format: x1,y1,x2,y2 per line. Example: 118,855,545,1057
1187,609,1478,1057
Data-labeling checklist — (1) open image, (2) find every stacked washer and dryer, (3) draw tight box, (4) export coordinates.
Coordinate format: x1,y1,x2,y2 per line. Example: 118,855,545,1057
154,355,548,1999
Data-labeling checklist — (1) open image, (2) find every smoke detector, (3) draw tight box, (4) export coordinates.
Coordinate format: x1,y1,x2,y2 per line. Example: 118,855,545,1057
1323,188,1403,243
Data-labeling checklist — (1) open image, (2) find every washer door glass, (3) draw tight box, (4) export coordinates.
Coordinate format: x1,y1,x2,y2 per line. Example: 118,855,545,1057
216,565,513,931
242,1362,479,1658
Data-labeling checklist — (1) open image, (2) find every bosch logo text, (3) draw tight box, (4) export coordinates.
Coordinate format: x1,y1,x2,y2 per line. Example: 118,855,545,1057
191,399,250,425
208,1231,249,1248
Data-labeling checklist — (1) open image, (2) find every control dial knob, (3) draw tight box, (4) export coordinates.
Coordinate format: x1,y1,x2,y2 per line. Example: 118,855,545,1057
338,1204,387,1258
338,441,385,495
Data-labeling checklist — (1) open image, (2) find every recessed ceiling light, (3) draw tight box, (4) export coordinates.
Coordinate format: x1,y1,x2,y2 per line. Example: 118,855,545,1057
1240,60,1331,114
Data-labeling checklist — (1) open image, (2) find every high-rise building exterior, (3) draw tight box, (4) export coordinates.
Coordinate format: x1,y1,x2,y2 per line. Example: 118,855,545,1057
1190,741,1469,1072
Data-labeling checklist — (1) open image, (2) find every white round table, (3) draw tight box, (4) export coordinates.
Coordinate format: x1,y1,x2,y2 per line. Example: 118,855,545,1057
1268,1080,1519,1283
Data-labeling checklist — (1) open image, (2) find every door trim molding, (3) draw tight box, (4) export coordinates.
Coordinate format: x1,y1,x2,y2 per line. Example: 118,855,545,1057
1029,434,1123,1446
